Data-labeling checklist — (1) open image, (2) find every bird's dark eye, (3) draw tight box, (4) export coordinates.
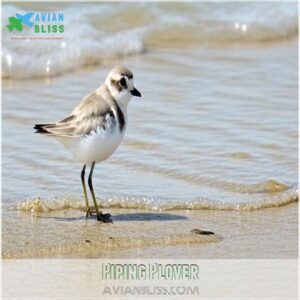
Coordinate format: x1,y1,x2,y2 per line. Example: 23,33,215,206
119,77,127,88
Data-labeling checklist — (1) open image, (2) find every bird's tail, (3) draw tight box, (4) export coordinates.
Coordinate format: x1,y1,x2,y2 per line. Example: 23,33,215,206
34,124,53,134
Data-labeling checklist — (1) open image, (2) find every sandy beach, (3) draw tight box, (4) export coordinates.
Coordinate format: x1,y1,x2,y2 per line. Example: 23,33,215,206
2,202,297,259
2,4,298,300
2,3,298,262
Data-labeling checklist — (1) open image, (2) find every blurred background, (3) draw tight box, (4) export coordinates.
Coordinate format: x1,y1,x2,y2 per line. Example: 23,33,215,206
2,2,298,210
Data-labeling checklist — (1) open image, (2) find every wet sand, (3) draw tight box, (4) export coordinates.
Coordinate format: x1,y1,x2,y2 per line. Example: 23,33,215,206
2,202,297,259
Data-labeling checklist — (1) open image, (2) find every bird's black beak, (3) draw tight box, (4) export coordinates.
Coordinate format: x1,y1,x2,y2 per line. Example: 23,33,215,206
131,87,141,97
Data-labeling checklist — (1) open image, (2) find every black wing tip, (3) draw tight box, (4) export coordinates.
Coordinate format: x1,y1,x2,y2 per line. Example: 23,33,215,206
34,124,50,134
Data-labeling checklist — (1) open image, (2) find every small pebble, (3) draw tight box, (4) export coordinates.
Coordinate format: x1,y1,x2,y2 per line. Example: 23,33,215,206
191,229,214,235
85,239,91,243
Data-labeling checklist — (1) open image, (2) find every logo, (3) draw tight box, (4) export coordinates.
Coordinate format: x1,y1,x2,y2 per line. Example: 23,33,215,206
7,12,34,32
6,11,64,37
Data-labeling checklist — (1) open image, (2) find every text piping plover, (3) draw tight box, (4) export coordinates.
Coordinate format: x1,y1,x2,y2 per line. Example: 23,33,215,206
34,66,141,223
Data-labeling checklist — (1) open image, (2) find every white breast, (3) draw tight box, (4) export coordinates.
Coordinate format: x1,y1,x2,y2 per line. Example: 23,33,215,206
71,116,126,165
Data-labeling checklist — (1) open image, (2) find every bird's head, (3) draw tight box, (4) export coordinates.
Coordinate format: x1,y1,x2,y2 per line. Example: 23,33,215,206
105,66,141,107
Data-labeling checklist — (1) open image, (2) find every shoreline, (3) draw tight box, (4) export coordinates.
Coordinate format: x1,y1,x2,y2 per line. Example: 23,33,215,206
2,202,297,259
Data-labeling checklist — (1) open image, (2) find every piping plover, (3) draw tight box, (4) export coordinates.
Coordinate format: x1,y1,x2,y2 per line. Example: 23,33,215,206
34,66,141,223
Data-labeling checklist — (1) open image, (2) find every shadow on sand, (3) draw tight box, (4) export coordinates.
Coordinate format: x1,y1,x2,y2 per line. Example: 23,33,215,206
113,213,186,222
36,213,187,222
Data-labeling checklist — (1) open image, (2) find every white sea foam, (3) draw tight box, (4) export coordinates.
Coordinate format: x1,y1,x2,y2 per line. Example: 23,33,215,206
15,186,298,213
2,3,297,79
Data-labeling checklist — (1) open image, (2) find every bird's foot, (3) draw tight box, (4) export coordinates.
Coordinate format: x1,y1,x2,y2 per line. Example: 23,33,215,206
97,213,113,223
86,208,96,218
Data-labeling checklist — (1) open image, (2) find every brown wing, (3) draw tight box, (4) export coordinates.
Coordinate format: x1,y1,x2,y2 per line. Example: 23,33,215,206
34,90,114,137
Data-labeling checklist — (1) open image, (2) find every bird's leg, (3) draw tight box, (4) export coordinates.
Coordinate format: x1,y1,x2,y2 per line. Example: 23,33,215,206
88,162,112,223
81,165,93,217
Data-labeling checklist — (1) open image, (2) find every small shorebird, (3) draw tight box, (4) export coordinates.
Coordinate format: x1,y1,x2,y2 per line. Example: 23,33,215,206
34,66,141,223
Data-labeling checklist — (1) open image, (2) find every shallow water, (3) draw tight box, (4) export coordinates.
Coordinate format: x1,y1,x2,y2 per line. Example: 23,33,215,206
2,3,298,213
